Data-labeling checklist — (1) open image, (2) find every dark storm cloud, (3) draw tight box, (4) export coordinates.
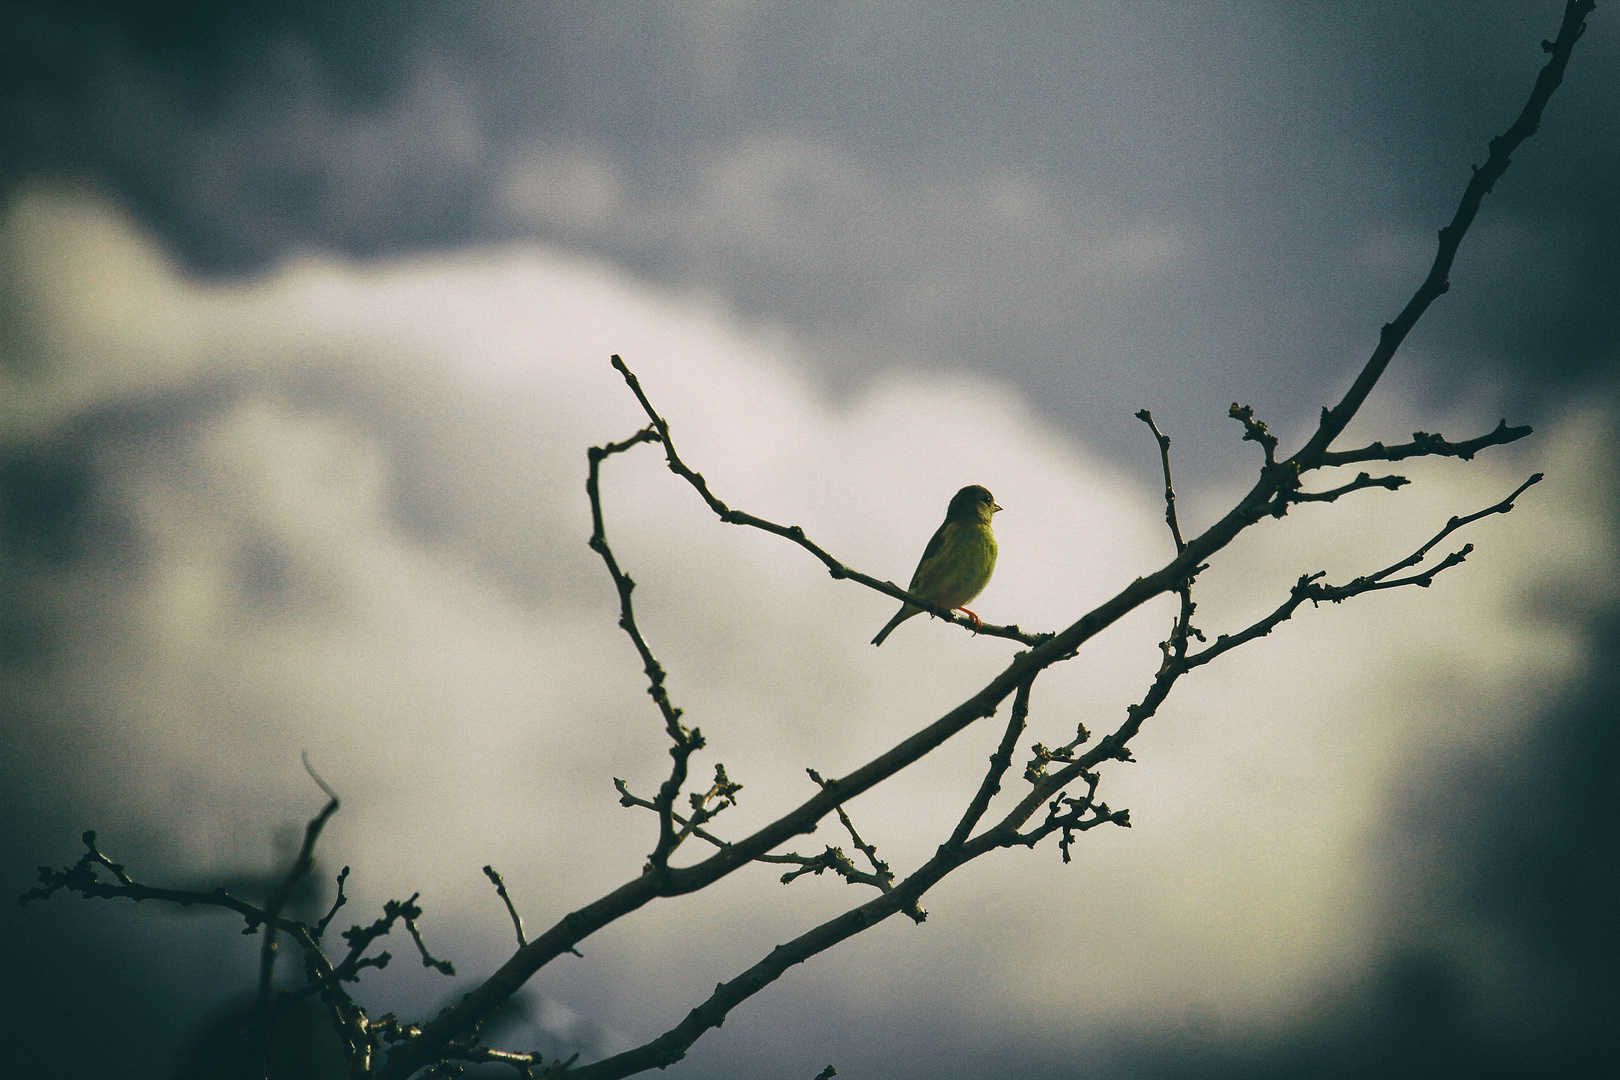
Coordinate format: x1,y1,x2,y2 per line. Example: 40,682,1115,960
1,1,486,268
3,1,1613,459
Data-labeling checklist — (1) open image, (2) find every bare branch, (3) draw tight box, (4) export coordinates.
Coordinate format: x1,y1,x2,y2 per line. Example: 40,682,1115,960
566,718,1134,1080
805,768,922,920
18,830,274,925
312,866,351,941
948,676,1035,849
1320,418,1533,467
484,865,528,948
673,764,744,848
1018,769,1132,862
805,770,890,885
776,845,890,891
399,895,457,976
15,826,400,1070
292,923,375,1066
617,774,832,878
1136,410,1187,553
1360,471,1542,584
561,844,981,1079
1228,402,1279,468
1292,0,1594,471
614,777,723,847
586,427,705,872
1290,471,1410,504
1182,473,1541,675
259,757,341,1003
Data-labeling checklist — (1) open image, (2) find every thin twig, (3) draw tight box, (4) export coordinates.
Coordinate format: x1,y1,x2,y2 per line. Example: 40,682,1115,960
313,865,350,939
484,866,527,947
673,764,744,847
948,676,1035,849
586,426,705,873
1290,471,1410,503
1361,472,1542,584
1320,419,1533,467
1229,402,1279,468
399,894,456,976
1136,410,1186,552
258,757,341,1004
804,768,922,920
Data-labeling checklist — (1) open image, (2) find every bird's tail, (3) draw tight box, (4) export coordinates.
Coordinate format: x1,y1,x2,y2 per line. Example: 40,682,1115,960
871,605,919,647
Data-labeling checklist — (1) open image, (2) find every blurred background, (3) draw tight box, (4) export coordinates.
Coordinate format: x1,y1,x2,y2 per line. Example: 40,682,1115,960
2,2,1615,1077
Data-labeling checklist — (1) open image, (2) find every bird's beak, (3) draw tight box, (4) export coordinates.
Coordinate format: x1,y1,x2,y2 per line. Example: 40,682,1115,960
992,502,1003,513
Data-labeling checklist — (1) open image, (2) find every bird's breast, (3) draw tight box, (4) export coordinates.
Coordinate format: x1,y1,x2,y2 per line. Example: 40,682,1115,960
919,523,997,609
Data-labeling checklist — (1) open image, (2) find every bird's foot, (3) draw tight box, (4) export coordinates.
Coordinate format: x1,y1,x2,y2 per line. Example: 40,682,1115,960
958,607,983,633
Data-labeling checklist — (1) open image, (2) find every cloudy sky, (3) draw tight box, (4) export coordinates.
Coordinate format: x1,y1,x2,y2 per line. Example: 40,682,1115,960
2,3,1615,1078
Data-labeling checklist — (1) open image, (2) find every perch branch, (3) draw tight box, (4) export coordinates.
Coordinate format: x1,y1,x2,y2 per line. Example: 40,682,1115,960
609,355,1046,646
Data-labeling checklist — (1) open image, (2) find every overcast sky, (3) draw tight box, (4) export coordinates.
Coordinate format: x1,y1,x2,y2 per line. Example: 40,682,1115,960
2,3,1615,1079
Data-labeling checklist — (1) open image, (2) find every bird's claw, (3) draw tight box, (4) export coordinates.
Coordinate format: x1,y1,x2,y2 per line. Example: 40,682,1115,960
959,608,983,634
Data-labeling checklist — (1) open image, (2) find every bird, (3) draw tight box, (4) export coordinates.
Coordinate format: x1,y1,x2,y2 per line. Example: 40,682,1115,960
871,485,1001,646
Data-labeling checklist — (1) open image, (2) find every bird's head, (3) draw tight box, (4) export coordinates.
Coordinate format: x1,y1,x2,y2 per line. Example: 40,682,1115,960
948,485,1002,522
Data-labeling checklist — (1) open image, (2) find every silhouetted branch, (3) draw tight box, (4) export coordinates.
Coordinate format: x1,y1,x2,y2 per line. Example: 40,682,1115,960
1228,402,1279,468
1290,471,1410,503
484,866,528,948
673,764,743,848
19,831,266,929
1320,419,1533,467
806,770,889,884
586,426,706,873
1136,410,1187,553
259,755,341,1002
1359,471,1543,584
1004,472,1546,855
948,676,1034,849
1196,474,1541,677
613,777,723,849
1291,0,1593,471
776,845,887,890
1022,769,1132,863
805,768,923,920
315,866,351,939
17,811,469,1072
566,698,1138,1080
617,773,859,885
400,896,456,976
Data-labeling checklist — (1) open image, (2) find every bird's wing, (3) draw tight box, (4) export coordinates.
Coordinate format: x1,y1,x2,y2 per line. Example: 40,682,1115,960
907,518,955,590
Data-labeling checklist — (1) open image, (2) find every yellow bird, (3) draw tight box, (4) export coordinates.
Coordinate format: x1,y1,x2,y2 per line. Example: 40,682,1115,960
871,485,1001,646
